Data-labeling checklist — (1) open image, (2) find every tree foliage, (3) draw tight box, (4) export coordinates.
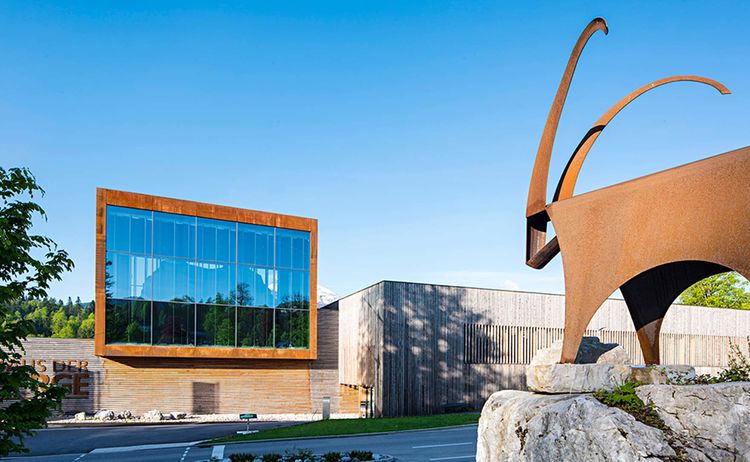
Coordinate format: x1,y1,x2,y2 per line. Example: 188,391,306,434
0,167,73,456
678,272,750,310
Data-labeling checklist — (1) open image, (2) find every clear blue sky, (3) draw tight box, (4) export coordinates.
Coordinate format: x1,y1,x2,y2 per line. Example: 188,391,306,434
4,1,748,302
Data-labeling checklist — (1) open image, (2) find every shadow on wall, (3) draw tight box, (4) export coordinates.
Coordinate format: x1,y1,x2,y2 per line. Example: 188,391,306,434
192,382,219,414
374,282,527,416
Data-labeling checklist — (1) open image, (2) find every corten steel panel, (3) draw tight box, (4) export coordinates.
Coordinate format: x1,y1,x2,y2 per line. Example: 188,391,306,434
95,188,318,360
524,18,750,364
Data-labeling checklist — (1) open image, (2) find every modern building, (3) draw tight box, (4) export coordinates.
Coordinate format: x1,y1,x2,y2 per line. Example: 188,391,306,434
18,190,750,418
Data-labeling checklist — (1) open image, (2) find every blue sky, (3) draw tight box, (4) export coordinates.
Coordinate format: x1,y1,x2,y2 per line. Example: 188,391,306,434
4,1,748,301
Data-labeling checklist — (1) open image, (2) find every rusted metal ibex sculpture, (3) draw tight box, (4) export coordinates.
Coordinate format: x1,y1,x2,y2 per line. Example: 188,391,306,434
527,17,750,365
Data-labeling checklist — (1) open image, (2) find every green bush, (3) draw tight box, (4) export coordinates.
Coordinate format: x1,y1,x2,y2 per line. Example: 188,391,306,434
593,382,666,430
323,452,342,462
682,337,750,384
262,454,282,462
348,450,373,461
228,454,256,462
286,448,314,459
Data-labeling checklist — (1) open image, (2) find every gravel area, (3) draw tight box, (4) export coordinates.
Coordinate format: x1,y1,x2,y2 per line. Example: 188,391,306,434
49,413,360,426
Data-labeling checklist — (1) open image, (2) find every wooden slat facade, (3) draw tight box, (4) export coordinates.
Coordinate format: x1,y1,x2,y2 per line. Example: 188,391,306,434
336,281,750,417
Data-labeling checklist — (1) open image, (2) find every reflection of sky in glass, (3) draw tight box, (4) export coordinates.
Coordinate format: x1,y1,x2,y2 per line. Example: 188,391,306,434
105,205,312,348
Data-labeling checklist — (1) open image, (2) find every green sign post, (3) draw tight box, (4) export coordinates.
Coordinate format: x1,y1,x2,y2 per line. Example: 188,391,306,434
238,413,258,435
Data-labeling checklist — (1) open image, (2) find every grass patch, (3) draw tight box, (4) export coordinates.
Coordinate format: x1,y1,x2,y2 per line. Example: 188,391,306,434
210,413,480,444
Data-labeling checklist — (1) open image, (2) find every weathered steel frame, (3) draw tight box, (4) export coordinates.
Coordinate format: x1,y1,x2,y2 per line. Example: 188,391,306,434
95,188,318,360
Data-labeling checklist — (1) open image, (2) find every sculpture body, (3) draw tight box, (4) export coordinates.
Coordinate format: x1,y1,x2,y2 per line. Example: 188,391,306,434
526,18,750,364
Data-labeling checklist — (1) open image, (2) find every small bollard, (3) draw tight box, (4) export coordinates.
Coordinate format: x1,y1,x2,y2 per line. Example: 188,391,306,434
322,397,331,420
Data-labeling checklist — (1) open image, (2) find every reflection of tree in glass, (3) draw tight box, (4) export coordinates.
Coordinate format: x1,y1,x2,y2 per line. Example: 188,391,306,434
277,294,309,310
156,305,190,345
200,304,234,346
233,283,253,307
238,309,273,347
289,311,309,348
104,259,113,299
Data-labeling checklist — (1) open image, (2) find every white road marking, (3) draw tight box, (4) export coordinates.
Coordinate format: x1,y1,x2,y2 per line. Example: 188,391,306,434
180,446,191,462
72,454,87,461
89,441,201,454
413,442,473,449
429,456,475,461
211,445,225,459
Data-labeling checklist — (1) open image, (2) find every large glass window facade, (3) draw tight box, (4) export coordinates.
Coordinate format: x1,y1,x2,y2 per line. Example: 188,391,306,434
105,205,311,349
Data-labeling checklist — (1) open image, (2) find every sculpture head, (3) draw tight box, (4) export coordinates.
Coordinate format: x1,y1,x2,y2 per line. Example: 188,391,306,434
525,17,729,270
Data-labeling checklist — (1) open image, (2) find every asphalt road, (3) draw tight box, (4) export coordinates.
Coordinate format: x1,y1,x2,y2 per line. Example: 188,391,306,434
6,423,478,462
9,421,290,457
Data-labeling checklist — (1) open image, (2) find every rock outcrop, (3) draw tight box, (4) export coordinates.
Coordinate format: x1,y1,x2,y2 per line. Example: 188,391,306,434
637,382,750,461
477,390,676,462
477,383,750,462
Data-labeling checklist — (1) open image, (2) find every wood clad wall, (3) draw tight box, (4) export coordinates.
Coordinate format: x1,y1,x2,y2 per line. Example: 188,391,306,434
309,307,360,415
336,281,750,417
19,338,105,414
99,357,312,414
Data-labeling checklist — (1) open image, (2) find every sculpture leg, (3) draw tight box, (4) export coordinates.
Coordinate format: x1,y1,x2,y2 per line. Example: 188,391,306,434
560,287,607,364
620,261,729,365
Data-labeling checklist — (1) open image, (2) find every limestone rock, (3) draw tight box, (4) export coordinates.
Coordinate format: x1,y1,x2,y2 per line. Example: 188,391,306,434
142,409,163,421
629,365,696,385
526,363,631,393
170,411,187,420
74,412,86,421
637,382,750,461
527,337,633,393
117,410,133,420
94,410,115,421
477,390,675,462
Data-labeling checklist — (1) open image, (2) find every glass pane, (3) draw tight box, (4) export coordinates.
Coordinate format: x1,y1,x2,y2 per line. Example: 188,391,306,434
237,266,276,307
105,252,153,300
238,223,274,267
153,302,195,345
196,261,236,305
274,309,309,348
276,269,310,309
276,228,310,269
237,307,274,348
152,257,195,302
105,299,151,344
196,304,235,347
198,218,236,263
154,212,196,259
106,206,152,254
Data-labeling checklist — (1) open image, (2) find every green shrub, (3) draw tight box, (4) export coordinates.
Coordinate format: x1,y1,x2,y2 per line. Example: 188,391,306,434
593,382,666,430
680,337,750,384
323,452,342,462
262,454,282,462
228,454,255,462
347,450,373,461
286,448,315,459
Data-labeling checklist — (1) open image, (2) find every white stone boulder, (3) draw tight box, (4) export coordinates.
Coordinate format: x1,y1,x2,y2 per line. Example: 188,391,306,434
477,390,675,462
170,411,187,420
526,337,631,393
94,410,115,421
116,410,133,420
637,382,750,461
142,409,163,421
629,365,696,385
74,412,86,421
